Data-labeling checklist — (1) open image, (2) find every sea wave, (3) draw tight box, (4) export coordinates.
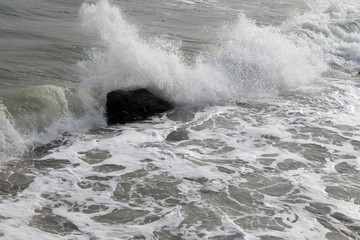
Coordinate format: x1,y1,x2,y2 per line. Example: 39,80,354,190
0,104,26,161
3,0,359,161
79,0,326,106
284,0,360,70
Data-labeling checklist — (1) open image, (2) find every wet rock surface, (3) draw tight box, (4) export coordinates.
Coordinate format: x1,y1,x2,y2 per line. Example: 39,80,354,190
106,89,173,125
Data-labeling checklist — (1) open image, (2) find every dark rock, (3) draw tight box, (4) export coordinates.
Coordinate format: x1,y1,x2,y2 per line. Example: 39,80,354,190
106,89,173,125
166,129,189,142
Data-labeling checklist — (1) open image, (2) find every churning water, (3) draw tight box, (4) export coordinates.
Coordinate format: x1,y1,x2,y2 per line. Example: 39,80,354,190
0,0,360,239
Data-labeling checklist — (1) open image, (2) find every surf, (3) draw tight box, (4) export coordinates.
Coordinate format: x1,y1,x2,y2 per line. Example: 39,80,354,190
2,0,359,162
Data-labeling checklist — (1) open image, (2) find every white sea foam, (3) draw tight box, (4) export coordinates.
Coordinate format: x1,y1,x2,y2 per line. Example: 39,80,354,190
2,82,360,239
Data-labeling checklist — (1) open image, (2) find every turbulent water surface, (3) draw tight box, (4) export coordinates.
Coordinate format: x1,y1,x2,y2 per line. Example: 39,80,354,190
0,0,360,239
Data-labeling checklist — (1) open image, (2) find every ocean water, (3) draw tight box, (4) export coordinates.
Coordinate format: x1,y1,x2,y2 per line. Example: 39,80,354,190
0,0,360,239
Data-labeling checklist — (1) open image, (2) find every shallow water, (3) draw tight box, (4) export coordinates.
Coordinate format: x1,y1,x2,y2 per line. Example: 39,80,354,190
1,0,360,239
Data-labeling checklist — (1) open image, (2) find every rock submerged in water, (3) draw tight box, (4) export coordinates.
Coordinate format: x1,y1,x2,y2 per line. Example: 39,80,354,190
106,89,173,125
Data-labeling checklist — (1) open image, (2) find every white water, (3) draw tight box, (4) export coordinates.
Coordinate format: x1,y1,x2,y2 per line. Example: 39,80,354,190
78,0,326,105
285,0,360,70
1,0,360,239
1,83,360,238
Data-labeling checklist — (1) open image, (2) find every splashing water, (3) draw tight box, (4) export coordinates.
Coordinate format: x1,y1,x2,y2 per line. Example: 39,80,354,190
79,0,326,106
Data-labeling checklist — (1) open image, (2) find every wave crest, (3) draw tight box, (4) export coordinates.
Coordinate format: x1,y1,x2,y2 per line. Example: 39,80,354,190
79,0,326,106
